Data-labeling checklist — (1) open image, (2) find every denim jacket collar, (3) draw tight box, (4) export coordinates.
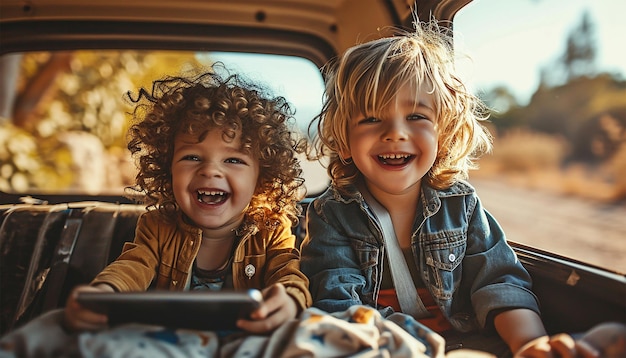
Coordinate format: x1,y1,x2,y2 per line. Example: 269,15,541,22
330,179,475,219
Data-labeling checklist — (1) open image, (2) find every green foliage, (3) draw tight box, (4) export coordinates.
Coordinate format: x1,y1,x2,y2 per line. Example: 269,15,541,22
1,50,205,193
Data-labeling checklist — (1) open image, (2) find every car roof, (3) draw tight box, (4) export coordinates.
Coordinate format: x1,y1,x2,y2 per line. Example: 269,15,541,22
0,0,471,66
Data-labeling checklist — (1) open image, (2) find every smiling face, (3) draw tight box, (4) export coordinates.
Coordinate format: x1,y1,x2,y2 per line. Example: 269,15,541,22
344,83,438,201
171,129,259,234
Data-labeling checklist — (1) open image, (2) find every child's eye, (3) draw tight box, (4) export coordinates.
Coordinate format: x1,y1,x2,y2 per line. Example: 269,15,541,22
181,154,200,161
407,113,430,121
225,157,246,165
358,116,380,125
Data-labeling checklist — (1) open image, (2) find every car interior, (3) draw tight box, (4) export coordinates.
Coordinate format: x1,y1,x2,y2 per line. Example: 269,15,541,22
1,0,624,344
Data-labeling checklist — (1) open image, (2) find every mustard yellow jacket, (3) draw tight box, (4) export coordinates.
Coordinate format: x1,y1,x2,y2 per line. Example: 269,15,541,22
91,209,311,312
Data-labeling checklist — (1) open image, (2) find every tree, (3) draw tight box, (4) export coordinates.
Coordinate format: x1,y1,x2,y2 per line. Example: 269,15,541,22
561,10,597,82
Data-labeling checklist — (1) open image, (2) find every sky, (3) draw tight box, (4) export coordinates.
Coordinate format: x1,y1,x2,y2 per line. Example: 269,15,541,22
454,0,626,104
208,52,325,135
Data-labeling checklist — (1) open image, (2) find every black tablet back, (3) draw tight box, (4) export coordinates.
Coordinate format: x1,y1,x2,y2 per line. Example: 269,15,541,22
77,289,263,331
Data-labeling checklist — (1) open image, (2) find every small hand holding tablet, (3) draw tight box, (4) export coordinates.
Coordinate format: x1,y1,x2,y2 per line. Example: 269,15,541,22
76,289,263,331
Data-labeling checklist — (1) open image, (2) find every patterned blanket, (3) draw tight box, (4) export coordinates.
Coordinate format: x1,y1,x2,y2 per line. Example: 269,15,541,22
0,305,492,357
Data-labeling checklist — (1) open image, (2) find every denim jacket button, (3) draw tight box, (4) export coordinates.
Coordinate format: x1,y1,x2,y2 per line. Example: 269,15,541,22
448,253,456,262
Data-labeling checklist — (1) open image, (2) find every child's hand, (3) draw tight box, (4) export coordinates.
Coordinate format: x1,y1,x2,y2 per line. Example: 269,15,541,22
514,333,599,358
63,284,114,332
236,283,297,334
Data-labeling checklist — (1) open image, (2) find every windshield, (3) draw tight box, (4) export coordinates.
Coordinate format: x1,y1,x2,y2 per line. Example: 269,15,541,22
454,0,626,273
0,50,328,198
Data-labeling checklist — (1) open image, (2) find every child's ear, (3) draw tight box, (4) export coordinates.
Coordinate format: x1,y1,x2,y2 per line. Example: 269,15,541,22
338,146,351,162
338,149,353,165
340,156,353,165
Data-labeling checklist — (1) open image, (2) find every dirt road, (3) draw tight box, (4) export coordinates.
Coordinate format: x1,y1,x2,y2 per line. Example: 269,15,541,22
470,178,626,274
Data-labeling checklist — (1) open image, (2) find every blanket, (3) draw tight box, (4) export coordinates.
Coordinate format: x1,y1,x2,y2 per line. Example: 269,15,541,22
0,305,493,357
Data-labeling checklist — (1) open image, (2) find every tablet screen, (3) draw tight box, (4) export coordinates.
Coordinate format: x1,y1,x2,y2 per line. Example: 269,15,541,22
77,289,263,331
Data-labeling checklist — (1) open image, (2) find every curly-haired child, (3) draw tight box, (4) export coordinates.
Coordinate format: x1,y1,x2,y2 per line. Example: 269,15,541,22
64,66,311,334
299,19,615,357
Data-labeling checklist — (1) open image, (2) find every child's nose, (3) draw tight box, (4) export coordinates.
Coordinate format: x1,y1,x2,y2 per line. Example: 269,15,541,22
382,120,409,142
198,162,223,178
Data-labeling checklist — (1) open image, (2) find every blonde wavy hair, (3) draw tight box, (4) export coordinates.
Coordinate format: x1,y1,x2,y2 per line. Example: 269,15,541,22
310,20,492,191
127,66,305,229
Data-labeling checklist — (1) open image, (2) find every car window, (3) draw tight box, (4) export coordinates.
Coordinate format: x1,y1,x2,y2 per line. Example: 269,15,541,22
454,0,626,273
0,50,328,198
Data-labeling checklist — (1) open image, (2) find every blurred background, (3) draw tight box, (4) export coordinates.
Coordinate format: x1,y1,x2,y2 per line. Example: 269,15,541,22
455,0,626,274
456,0,626,204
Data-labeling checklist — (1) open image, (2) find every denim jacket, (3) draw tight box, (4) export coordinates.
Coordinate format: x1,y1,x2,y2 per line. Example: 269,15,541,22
300,180,540,332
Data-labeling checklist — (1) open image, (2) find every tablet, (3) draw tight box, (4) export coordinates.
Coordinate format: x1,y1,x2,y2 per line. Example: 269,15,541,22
76,289,263,331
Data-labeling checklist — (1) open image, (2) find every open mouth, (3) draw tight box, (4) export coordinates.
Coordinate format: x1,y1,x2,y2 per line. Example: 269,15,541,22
377,153,414,166
197,190,229,205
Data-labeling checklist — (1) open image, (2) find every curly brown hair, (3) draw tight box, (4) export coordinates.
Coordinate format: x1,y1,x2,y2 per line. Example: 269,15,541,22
126,66,306,229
